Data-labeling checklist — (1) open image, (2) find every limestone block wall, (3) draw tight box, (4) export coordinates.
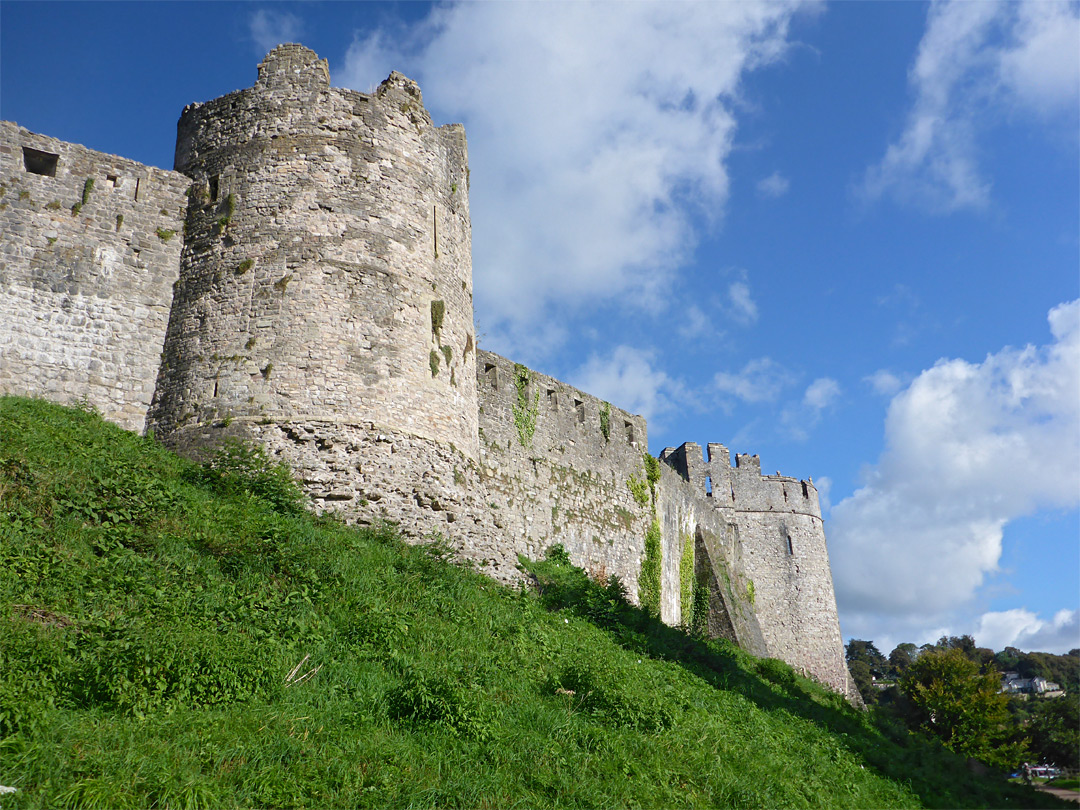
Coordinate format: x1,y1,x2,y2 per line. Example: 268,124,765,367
660,442,850,693
655,465,767,654
0,122,187,432
728,454,851,694
476,350,652,597
149,45,478,461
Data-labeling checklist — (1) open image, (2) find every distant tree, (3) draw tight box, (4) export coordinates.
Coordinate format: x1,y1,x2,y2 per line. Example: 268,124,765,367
972,647,996,673
848,659,878,706
888,643,917,676
899,648,1026,769
936,634,977,658
1027,697,1079,767
846,639,887,676
995,647,1021,673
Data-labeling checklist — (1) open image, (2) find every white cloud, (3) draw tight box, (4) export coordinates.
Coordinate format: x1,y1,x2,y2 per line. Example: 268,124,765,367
756,170,790,198
779,376,840,440
571,345,690,424
677,304,715,340
862,0,1080,212
975,608,1080,655
998,2,1080,116
727,281,759,325
865,369,904,396
338,1,815,352
803,377,840,410
250,9,304,55
714,357,795,404
830,299,1080,641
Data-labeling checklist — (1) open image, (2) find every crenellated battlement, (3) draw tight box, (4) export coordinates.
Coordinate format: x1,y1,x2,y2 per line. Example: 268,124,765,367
660,442,820,517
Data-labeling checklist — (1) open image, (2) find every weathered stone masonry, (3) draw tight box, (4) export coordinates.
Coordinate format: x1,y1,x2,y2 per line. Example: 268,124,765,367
0,44,857,701
0,122,188,432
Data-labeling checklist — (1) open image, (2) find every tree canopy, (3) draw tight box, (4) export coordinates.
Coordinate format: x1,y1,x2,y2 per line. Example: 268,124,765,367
898,648,1025,769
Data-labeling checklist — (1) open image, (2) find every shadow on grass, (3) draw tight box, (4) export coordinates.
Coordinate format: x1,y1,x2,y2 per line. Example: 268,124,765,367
523,555,1072,810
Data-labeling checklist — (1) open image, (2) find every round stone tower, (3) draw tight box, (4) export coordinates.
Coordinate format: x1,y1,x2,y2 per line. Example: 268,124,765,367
149,44,478,461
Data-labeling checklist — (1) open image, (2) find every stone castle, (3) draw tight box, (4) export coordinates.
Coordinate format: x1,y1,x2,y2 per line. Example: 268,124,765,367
0,45,857,701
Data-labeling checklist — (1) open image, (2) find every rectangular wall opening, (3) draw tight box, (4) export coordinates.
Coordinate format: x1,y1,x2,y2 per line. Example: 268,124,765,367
209,175,220,202
23,147,59,177
574,399,585,425
787,535,794,555
625,421,635,445
547,388,558,409
484,363,498,389
106,174,119,187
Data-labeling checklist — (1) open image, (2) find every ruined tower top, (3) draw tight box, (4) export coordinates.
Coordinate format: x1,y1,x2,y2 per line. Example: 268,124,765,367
254,44,330,94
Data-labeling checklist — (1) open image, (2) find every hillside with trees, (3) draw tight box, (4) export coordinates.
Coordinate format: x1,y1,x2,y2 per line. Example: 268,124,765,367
846,636,1079,772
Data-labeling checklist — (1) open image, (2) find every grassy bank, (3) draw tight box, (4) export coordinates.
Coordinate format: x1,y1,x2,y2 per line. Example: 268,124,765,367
0,396,1069,808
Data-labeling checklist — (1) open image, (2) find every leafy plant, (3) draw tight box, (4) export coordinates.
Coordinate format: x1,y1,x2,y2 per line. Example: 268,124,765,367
156,228,176,242
512,363,539,447
679,531,695,627
599,402,611,442
639,518,662,616
626,474,650,507
184,438,306,515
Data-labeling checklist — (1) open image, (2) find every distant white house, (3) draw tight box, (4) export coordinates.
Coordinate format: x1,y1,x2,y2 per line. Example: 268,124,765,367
1000,672,1064,698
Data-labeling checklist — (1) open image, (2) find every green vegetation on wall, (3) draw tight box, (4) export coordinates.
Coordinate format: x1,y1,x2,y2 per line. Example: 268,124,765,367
217,193,236,229
680,531,695,628
626,474,649,507
71,177,95,216
512,364,539,447
599,402,611,442
639,518,662,616
431,300,445,339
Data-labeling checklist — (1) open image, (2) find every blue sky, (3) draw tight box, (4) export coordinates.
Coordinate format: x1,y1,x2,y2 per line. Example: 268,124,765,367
3,1,1077,656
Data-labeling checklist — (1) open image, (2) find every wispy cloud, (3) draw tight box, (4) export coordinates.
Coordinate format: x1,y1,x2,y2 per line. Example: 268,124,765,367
864,369,904,397
250,9,304,55
571,345,693,426
756,170,790,198
727,280,759,325
780,376,841,440
831,299,1080,644
338,1,816,355
714,357,795,404
861,0,1079,212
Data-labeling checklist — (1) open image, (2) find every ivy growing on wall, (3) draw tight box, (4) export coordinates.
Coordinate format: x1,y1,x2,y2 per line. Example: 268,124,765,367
626,475,650,507
692,567,710,636
512,364,539,447
639,518,662,616
679,531,695,628
599,402,611,442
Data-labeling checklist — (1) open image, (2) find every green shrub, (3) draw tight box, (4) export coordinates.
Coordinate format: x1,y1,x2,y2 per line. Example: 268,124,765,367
183,438,306,515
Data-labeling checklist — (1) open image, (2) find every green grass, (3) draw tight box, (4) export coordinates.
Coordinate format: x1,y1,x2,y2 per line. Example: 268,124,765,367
0,396,1071,809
